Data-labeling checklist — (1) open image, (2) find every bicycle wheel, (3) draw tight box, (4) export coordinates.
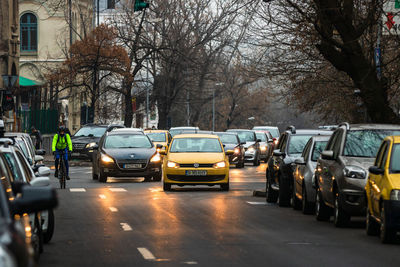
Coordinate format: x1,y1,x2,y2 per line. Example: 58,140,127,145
61,160,66,189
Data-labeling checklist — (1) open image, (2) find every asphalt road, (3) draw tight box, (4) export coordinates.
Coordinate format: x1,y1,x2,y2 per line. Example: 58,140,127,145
40,163,399,267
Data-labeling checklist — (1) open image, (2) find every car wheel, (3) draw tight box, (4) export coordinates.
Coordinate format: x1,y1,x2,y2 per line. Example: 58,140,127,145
253,154,260,166
163,182,171,191
315,189,330,221
380,205,395,243
302,185,314,215
266,170,278,203
291,184,302,210
333,192,350,227
278,172,291,207
99,170,108,183
92,164,98,180
366,207,379,236
43,209,55,244
221,183,230,191
32,215,43,262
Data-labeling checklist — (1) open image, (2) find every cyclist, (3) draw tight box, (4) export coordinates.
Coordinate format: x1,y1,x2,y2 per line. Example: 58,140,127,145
52,126,73,180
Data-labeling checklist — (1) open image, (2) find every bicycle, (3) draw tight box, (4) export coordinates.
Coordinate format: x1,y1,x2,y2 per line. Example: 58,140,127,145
56,150,67,189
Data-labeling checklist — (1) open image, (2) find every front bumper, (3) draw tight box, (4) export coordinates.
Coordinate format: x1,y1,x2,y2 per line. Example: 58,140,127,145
71,148,92,159
164,167,229,184
383,200,400,230
339,189,366,216
101,161,161,177
244,150,257,161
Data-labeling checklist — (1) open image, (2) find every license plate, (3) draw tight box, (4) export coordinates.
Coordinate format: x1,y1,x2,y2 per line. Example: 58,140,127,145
186,170,207,176
72,153,80,156
124,164,142,169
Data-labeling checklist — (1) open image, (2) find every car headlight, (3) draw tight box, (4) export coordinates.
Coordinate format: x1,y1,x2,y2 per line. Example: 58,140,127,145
234,148,240,154
85,142,97,148
248,147,255,153
343,166,366,179
150,153,161,162
213,161,226,168
261,146,267,151
101,154,114,163
390,190,400,201
167,161,180,168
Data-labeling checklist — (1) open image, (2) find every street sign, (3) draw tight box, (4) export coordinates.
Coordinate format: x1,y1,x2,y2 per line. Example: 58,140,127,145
383,1,400,34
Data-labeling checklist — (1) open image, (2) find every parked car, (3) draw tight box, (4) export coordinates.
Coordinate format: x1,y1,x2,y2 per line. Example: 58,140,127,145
266,126,331,207
213,132,245,168
226,129,261,166
169,127,200,137
161,134,233,191
255,131,271,163
365,136,400,243
144,130,172,150
292,134,331,214
253,126,280,140
91,129,162,183
4,133,45,167
71,124,125,160
315,123,400,227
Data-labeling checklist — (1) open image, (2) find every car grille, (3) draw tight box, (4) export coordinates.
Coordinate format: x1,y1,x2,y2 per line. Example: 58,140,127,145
179,163,214,168
73,143,86,150
167,175,225,182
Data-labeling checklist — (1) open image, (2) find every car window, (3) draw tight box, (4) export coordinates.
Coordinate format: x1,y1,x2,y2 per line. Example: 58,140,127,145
235,132,256,142
279,134,288,152
344,130,400,158
374,141,387,167
3,152,24,182
146,133,166,142
380,142,390,169
15,151,33,182
216,134,239,144
288,135,312,155
332,130,343,159
0,156,14,201
325,131,338,151
170,138,223,153
256,133,267,142
390,144,400,173
302,139,312,159
104,135,153,149
311,141,328,162
74,127,107,137
16,140,30,160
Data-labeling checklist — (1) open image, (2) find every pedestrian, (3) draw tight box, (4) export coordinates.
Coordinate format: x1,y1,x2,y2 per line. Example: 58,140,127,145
30,126,42,149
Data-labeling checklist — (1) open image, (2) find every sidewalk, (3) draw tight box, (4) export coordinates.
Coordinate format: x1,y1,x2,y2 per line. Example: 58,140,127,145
43,154,92,167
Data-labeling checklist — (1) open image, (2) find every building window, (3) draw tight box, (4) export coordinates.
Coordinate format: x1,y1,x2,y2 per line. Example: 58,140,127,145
20,13,38,52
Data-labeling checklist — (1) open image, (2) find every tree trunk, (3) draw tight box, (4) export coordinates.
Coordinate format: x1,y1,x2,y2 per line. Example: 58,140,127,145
124,93,133,127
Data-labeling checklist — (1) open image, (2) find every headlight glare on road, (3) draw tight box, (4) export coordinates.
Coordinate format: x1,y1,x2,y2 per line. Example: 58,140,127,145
167,161,179,168
85,142,97,148
101,154,114,163
150,153,161,162
343,165,366,179
390,190,400,200
213,161,226,168
234,148,240,154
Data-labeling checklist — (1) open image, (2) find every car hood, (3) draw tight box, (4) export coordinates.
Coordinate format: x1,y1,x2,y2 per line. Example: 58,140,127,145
243,142,256,148
223,144,238,151
341,156,375,171
168,152,225,164
103,148,156,160
71,136,100,143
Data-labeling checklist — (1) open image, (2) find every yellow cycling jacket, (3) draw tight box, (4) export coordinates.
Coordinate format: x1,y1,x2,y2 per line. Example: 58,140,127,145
52,133,73,152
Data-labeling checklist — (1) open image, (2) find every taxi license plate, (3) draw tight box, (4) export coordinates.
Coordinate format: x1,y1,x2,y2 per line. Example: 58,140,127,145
186,170,207,176
124,164,142,169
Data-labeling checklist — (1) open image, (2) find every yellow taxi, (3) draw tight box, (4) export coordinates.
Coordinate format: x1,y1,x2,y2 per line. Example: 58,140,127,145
366,136,400,243
161,134,233,191
144,130,172,150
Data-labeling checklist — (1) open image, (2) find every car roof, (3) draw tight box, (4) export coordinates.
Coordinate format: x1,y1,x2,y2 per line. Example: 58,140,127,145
173,134,219,139
343,124,400,131
111,128,143,133
107,130,144,136
286,129,332,135
213,132,237,135
170,127,199,130
227,129,254,132
253,126,278,129
144,130,168,133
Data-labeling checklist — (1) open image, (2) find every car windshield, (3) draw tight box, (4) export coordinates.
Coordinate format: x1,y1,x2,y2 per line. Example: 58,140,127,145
75,127,107,137
104,135,152,149
3,153,24,182
344,130,400,158
254,127,280,138
256,133,267,142
311,141,328,161
234,131,255,142
390,144,400,173
216,134,238,144
170,138,222,153
288,135,312,155
146,133,166,142
16,140,30,160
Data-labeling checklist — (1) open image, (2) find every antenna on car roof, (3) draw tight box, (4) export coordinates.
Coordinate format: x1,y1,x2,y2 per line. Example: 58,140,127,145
338,122,350,130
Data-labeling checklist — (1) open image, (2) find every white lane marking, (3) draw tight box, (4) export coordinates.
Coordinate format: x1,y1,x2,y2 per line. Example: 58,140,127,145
109,188,127,192
109,207,118,212
120,223,132,231
246,201,268,205
183,261,198,265
99,194,107,199
69,188,86,192
137,247,156,260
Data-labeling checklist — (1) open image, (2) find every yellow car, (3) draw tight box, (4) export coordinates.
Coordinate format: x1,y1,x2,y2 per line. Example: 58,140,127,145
144,130,172,150
161,134,233,191
366,136,400,243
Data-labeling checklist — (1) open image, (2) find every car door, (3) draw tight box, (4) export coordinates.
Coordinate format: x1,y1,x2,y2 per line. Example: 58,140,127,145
370,141,389,216
296,139,312,198
275,134,288,184
326,129,345,205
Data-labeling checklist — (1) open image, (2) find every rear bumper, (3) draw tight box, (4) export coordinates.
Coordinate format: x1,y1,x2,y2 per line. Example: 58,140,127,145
383,200,400,230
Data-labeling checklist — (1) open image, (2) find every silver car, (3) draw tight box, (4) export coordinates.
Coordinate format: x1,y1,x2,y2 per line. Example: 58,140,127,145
292,135,331,214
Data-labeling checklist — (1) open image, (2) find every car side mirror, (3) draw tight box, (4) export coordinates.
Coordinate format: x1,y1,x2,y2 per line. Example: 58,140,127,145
37,166,51,177
321,150,334,160
256,139,261,143
273,150,286,158
240,142,246,145
294,158,306,165
369,166,384,175
34,155,44,163
10,186,58,215
159,150,167,155
225,150,234,156
35,149,46,156
156,144,163,149
30,176,50,187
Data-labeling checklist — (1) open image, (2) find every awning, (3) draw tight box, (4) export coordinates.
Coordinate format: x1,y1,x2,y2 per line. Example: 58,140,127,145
19,76,44,87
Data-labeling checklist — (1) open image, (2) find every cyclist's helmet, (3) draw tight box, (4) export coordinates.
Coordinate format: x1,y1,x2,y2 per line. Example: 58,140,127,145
58,126,66,133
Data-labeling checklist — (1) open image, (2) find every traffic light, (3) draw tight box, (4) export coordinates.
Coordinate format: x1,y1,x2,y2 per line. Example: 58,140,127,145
134,0,149,11
2,90,14,111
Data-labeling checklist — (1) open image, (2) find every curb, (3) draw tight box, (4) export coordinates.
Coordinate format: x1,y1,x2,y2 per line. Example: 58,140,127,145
253,190,266,197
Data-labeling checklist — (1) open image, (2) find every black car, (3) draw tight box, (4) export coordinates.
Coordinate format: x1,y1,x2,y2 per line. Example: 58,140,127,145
92,129,162,183
226,129,261,166
213,132,245,168
71,124,125,160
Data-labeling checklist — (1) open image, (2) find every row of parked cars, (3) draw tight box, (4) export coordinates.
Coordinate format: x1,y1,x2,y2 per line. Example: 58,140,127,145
0,122,58,266
266,123,400,243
